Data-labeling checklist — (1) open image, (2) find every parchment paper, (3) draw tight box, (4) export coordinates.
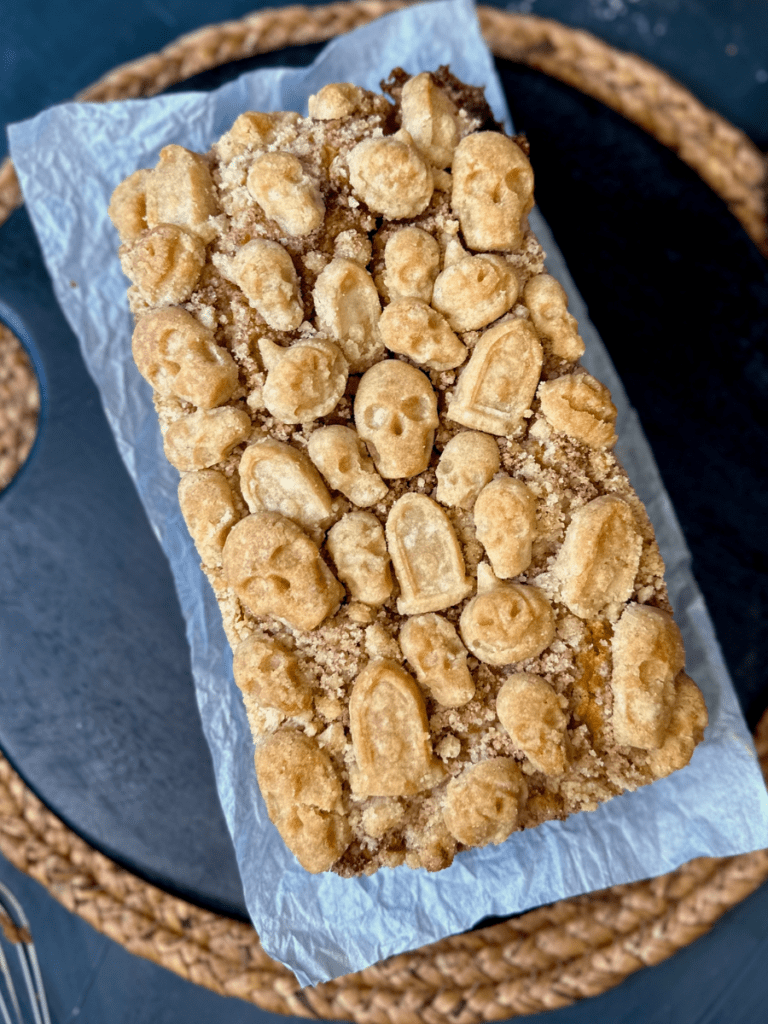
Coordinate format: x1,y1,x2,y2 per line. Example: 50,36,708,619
8,0,768,987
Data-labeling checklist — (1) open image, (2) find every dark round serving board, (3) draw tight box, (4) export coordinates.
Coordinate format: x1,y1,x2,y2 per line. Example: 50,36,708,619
0,44,766,922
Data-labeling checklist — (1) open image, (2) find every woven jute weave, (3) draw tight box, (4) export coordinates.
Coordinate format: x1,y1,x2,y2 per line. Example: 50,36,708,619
1,3,767,1018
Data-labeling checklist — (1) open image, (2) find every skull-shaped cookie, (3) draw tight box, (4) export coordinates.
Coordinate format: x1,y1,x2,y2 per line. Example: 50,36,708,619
378,299,467,371
474,475,537,578
177,470,238,569
537,373,618,450
132,307,238,409
163,406,251,472
247,152,325,237
497,673,568,775
554,495,641,619
144,144,220,242
222,512,343,631
313,258,383,372
442,759,527,847
382,226,440,303
354,360,438,479
451,132,534,252
212,238,304,332
400,613,474,706
646,672,708,780
611,605,686,750
460,574,555,666
254,730,350,873
400,72,460,169
523,274,585,362
326,512,392,606
435,431,500,509
233,634,312,719
307,425,387,507
108,168,150,242
259,337,348,424
119,223,206,307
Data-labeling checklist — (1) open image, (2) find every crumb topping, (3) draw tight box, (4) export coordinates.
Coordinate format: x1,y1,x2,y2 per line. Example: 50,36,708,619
110,66,707,877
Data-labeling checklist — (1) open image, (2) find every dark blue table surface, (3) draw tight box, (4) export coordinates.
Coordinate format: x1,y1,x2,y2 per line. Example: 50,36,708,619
1,2,767,1022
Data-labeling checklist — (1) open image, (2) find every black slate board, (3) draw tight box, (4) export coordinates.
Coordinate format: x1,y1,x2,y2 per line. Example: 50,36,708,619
0,45,766,922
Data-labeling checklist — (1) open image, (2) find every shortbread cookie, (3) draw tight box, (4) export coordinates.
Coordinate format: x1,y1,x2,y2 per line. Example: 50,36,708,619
110,68,707,876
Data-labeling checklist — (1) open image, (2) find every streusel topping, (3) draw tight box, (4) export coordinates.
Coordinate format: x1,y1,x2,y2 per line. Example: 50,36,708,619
110,68,707,876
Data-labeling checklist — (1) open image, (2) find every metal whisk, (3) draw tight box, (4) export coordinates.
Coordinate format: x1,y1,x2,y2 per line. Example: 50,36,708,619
0,882,50,1024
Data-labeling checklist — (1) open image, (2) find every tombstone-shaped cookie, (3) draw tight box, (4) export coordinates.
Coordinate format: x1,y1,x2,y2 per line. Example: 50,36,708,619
386,494,473,615
239,439,334,539
222,512,343,631
554,495,642,619
400,613,474,706
448,319,543,435
313,257,383,371
460,569,554,666
355,360,438,479
254,730,351,873
349,659,443,796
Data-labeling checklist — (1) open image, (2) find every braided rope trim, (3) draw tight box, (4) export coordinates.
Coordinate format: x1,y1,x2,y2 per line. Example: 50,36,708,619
0,3,766,252
0,723,766,1020
1,3,768,1017
476,6,768,256
0,324,39,490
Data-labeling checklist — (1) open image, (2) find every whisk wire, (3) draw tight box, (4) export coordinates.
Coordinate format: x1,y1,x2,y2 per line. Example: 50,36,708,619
0,883,50,1024
0,942,22,1024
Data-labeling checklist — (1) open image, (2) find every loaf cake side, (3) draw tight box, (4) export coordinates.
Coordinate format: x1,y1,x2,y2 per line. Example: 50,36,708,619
110,68,708,876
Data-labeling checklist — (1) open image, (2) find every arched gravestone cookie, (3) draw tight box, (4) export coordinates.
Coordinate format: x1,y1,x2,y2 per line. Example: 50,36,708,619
110,68,707,876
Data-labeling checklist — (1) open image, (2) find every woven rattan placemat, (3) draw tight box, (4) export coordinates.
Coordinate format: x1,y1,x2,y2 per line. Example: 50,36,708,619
1,4,767,1018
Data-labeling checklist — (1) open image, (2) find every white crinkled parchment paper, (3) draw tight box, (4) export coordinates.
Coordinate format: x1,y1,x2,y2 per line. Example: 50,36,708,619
8,0,768,987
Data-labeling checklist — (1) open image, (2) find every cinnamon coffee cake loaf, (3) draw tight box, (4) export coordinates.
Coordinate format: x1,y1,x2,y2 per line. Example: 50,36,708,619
109,68,707,876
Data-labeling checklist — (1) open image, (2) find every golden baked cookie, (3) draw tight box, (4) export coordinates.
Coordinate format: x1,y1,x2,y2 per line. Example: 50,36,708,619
110,67,707,876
